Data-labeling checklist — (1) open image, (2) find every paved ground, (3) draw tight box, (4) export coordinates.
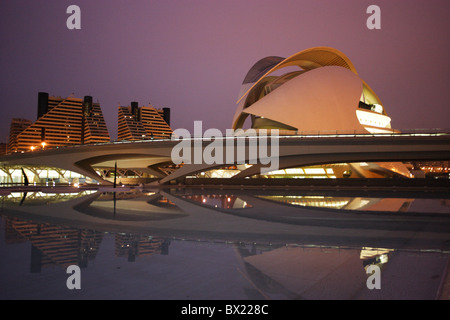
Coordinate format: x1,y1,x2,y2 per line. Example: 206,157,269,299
438,257,450,299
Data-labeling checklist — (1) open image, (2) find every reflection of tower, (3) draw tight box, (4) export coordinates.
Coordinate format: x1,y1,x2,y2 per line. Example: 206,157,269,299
3,216,103,272
115,234,169,261
30,246,43,273
78,230,104,268
128,240,139,262
360,247,393,270
161,239,171,255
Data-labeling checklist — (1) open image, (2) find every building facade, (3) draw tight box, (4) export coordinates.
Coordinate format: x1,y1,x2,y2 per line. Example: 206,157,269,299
232,47,394,135
7,118,33,153
0,143,7,156
117,102,172,141
8,92,110,153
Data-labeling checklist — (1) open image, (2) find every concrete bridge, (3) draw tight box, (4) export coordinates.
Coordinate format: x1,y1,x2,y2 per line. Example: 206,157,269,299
1,131,449,185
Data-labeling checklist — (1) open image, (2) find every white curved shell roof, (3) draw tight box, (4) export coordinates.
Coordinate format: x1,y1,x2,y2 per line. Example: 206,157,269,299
232,47,391,134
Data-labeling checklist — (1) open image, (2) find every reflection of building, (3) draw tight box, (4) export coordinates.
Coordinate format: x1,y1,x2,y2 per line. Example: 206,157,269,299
8,92,110,153
84,190,185,221
0,190,97,205
2,214,171,272
115,234,169,261
412,161,450,178
360,247,393,269
234,243,399,299
4,216,103,272
182,194,252,209
117,102,172,141
257,195,413,212
240,245,369,299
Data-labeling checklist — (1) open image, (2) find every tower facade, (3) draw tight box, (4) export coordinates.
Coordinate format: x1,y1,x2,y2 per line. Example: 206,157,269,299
8,93,110,153
7,118,33,153
117,102,172,141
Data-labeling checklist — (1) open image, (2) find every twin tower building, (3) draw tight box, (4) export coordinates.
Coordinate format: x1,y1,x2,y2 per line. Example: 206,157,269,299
7,92,172,153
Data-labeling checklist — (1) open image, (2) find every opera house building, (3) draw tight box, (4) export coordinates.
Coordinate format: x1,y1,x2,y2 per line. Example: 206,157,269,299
226,46,410,179
233,47,393,135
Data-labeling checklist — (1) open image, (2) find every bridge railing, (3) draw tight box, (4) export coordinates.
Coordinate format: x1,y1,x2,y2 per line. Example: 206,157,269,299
5,128,450,156
282,128,450,138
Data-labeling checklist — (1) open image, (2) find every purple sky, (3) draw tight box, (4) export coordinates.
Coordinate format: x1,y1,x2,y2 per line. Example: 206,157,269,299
1,0,449,142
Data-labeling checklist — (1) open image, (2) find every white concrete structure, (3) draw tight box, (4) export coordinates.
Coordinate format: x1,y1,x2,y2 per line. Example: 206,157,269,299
233,47,394,135
0,132,449,185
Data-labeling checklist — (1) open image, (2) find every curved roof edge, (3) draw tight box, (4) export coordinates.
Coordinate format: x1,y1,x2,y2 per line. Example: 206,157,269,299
237,47,358,104
242,56,285,84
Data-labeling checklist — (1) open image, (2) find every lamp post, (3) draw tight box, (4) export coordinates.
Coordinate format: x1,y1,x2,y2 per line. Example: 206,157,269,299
41,142,46,150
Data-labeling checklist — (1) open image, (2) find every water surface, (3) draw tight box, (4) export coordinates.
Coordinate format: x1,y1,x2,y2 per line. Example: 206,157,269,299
1,187,449,300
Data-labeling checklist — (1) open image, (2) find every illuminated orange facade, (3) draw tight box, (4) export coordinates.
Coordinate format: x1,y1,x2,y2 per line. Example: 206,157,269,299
117,102,172,141
7,93,110,153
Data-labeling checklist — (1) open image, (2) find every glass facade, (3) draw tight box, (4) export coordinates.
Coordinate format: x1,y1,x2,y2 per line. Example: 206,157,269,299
0,167,94,185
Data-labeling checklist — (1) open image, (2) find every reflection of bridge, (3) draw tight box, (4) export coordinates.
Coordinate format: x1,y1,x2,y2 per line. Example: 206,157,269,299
2,187,450,251
2,189,448,299
1,131,449,185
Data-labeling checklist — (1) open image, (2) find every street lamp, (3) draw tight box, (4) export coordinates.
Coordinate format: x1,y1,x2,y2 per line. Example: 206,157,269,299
30,146,35,151
41,142,46,150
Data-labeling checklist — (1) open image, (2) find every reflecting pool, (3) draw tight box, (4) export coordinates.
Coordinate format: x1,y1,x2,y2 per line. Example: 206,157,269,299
1,186,449,300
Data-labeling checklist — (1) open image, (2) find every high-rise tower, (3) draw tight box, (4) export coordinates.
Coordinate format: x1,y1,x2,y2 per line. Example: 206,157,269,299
8,92,110,153
117,102,172,141
7,118,33,153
